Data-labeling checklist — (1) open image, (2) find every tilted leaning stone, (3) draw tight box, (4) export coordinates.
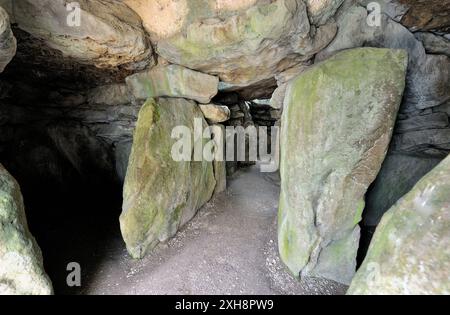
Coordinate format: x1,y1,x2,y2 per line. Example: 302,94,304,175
279,48,408,284
120,98,216,258
0,164,53,295
348,155,450,295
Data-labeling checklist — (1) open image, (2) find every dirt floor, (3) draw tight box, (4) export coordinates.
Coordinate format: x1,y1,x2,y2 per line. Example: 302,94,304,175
41,165,347,295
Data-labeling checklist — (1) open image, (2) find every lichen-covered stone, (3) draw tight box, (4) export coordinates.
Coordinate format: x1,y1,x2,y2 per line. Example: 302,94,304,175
0,5,16,73
317,5,450,112
126,0,337,87
120,98,216,259
10,0,152,68
0,164,53,295
279,48,408,284
348,155,450,295
126,65,219,104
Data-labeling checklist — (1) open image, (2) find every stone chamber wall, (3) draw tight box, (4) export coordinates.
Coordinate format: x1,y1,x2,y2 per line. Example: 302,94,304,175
0,0,448,295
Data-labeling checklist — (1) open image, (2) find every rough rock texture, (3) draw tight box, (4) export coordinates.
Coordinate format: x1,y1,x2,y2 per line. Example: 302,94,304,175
279,48,408,285
364,154,443,227
8,0,152,69
317,3,450,227
316,5,450,112
87,84,131,106
0,164,53,295
415,32,450,58
199,104,231,123
306,0,344,25
0,81,138,187
396,0,450,32
126,65,219,104
348,156,450,295
270,63,310,110
211,124,227,195
126,0,337,87
0,5,15,73
120,98,216,259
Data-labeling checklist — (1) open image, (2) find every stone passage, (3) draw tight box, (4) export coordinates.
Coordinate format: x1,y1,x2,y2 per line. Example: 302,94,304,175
278,48,408,285
0,0,449,295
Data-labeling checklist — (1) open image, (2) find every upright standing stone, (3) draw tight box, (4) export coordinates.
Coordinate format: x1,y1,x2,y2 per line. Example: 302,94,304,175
279,48,408,284
348,156,450,295
210,124,227,195
120,98,216,259
0,164,53,295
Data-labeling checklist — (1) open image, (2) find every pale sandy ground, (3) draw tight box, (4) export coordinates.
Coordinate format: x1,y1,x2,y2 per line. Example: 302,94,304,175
55,166,347,295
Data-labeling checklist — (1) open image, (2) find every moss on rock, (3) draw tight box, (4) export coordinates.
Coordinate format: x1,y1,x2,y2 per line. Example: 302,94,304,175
279,48,408,284
120,98,216,259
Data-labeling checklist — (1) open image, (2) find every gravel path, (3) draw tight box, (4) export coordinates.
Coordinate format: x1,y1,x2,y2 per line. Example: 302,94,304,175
51,166,346,295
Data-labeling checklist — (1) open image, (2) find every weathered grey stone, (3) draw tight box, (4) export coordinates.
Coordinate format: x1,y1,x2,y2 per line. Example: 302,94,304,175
126,0,337,87
126,65,219,104
306,0,344,25
120,98,216,259
270,84,288,110
217,77,278,101
275,63,311,86
211,124,227,195
392,129,450,155
199,104,231,123
358,0,408,23
46,122,116,179
269,63,311,110
434,102,450,116
11,0,152,68
395,113,449,133
279,48,408,284
0,5,16,73
407,54,450,110
0,164,53,295
114,140,133,183
348,156,450,295
364,154,443,227
87,84,131,106
415,32,450,58
316,5,450,112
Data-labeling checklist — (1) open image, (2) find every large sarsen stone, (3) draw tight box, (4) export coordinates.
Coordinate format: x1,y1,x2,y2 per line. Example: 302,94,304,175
120,98,216,259
126,0,337,87
279,48,408,284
